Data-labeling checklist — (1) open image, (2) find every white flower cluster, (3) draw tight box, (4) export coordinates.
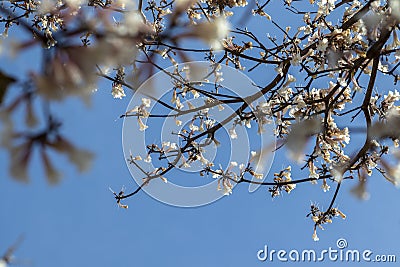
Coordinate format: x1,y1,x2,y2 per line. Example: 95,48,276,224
193,17,230,50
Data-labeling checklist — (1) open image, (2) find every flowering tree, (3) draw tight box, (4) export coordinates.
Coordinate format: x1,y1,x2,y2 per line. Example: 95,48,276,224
0,0,399,241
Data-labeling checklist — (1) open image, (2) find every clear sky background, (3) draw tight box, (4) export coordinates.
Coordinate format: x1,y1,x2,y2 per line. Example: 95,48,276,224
1,1,400,266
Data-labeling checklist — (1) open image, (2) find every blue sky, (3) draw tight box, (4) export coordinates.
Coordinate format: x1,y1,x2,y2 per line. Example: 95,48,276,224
1,2,400,266
1,54,400,266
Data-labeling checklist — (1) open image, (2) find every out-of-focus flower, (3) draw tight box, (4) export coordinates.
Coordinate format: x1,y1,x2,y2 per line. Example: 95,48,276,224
371,0,381,9
326,47,342,68
350,178,370,200
35,38,139,102
391,0,400,19
41,150,61,184
370,110,400,139
380,158,400,188
193,17,230,50
65,0,84,9
0,39,4,55
0,111,14,149
117,11,144,35
390,30,400,49
93,37,139,68
330,166,344,182
9,142,31,183
67,146,93,172
49,137,94,172
175,0,198,11
114,0,134,9
25,101,38,127
38,0,58,14
316,38,329,52
286,118,321,161
34,47,98,103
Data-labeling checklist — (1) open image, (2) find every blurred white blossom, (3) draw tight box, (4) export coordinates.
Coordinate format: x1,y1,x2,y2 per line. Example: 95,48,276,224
194,18,230,50
350,179,370,200
286,118,321,161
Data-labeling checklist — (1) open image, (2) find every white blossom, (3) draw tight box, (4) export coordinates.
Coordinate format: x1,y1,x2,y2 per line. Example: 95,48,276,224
38,0,58,14
317,0,336,15
138,118,149,131
112,83,126,99
133,155,142,161
316,38,329,52
391,0,400,19
142,98,151,108
144,155,152,163
350,180,370,200
175,0,198,10
290,51,302,66
286,118,321,161
312,230,319,242
118,11,144,35
371,0,380,9
204,119,215,128
194,17,230,50
65,0,84,9
212,170,222,179
229,127,238,139
321,180,330,192
189,123,199,132
330,167,343,182
175,119,183,126
192,90,200,98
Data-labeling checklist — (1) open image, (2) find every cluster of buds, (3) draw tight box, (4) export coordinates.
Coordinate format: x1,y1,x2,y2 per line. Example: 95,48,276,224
268,166,295,197
307,203,346,241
